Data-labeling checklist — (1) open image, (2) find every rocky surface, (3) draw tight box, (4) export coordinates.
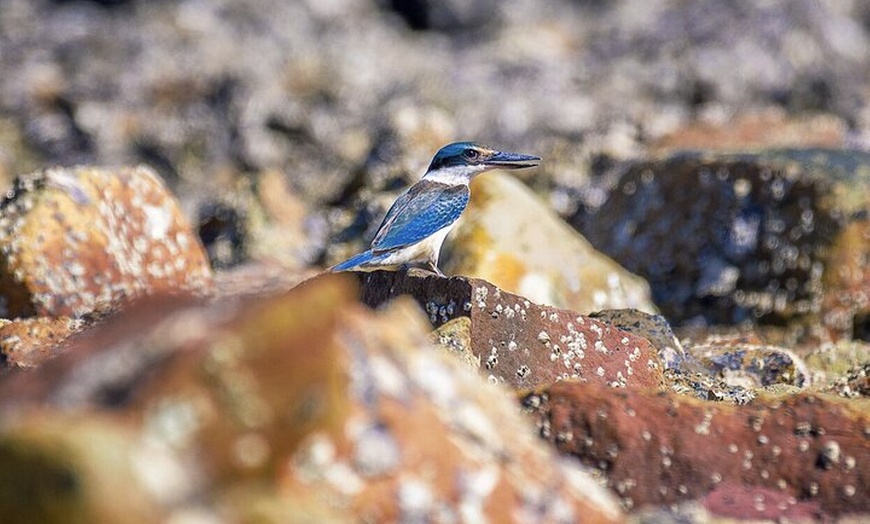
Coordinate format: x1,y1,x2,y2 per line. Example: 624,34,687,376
571,150,870,340
443,171,656,315
523,380,870,516
1,0,869,522
0,165,213,318
352,270,665,391
0,275,623,524
0,316,84,369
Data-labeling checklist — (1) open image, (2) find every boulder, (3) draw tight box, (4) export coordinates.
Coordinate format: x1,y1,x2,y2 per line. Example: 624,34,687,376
522,381,870,518
444,171,656,315
0,274,623,523
572,150,870,340
0,166,213,318
353,270,665,390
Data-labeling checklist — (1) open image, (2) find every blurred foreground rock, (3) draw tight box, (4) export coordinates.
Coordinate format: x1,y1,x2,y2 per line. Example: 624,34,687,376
573,150,870,340
0,275,623,524
0,165,214,368
351,270,664,391
444,171,656,314
523,381,870,518
0,166,213,319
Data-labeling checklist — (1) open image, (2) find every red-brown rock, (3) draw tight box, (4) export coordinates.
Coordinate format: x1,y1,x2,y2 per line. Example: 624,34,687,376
0,317,83,369
0,166,213,318
522,381,870,518
354,270,665,390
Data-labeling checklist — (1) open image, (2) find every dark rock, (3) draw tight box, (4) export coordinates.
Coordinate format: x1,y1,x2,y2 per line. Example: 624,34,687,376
571,150,870,338
197,200,247,269
0,166,213,318
522,380,870,517
381,0,500,33
352,270,665,390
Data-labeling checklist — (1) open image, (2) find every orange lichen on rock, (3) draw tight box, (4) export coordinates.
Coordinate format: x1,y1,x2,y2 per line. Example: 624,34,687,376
0,166,213,318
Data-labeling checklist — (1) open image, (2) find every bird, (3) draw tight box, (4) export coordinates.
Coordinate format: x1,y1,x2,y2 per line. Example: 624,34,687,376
330,141,540,275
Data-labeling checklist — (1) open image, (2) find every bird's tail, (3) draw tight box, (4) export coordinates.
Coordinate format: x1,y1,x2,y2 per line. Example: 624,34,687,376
329,250,381,272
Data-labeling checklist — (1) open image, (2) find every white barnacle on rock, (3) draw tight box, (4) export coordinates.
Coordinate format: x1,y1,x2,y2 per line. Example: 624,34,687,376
457,466,500,524
398,477,435,521
352,422,401,477
473,286,488,309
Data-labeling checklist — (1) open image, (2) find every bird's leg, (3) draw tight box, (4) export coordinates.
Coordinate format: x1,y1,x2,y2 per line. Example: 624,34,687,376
425,260,445,276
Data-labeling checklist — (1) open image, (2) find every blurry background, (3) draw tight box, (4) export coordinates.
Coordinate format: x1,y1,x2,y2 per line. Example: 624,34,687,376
0,0,868,327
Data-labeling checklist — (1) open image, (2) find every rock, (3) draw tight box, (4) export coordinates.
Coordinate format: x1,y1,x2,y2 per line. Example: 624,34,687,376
571,150,870,339
522,381,870,517
0,274,624,523
201,170,322,271
429,316,478,369
688,341,811,390
700,483,824,522
651,109,848,152
825,363,870,399
443,171,657,315
822,215,870,341
380,0,502,33
589,308,685,370
663,368,756,405
0,317,84,369
0,166,213,318
354,269,665,390
0,414,166,524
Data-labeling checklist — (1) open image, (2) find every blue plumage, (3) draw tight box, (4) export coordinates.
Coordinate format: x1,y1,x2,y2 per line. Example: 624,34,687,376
329,141,540,274
372,182,469,252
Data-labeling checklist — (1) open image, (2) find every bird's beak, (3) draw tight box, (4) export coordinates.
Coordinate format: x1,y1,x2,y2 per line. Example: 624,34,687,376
484,151,541,169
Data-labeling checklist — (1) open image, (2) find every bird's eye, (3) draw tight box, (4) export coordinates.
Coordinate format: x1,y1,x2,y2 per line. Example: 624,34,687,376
464,149,480,161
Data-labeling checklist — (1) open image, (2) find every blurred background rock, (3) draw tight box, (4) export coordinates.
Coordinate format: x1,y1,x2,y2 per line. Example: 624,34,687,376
1,0,868,328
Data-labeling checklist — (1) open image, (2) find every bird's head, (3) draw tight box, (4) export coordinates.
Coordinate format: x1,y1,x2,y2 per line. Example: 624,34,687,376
424,142,540,183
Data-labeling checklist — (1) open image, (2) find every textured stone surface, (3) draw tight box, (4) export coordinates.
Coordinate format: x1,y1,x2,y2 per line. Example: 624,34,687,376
689,342,810,390
590,308,685,370
0,275,623,523
429,316,478,370
522,381,870,517
443,171,656,314
354,270,665,390
0,166,213,318
0,316,83,369
571,150,870,339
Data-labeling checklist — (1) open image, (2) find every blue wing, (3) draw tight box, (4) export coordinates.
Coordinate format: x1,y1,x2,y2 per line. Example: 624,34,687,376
329,250,375,272
371,182,469,253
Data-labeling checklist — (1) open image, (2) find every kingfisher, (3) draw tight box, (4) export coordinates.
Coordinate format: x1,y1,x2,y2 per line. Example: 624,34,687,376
330,142,540,275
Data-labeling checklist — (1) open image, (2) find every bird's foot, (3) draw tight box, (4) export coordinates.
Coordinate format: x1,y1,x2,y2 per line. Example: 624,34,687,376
402,263,446,277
